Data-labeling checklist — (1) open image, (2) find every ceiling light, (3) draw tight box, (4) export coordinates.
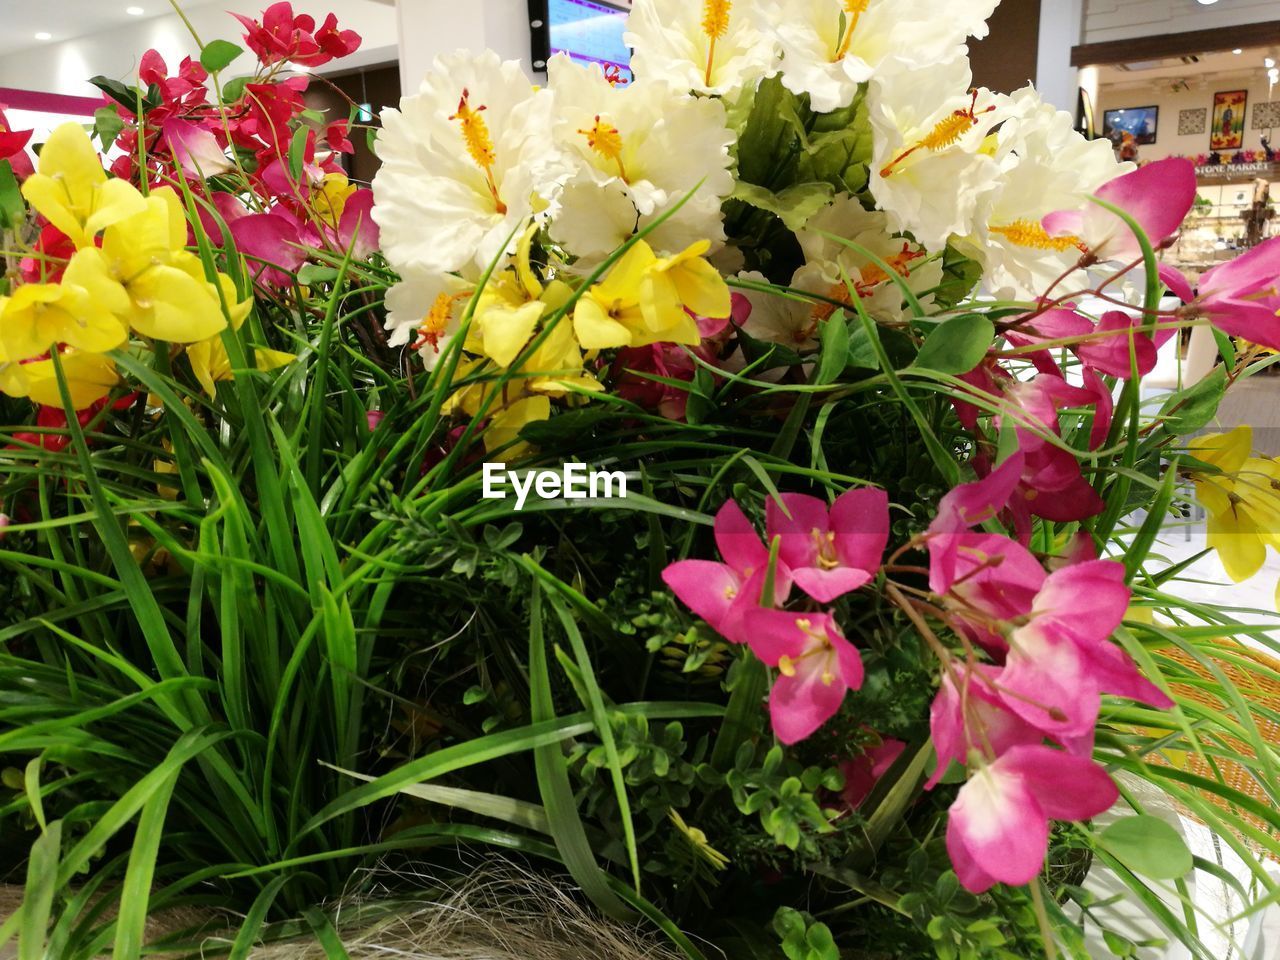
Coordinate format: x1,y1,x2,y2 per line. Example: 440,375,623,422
1232,48,1243,55
126,6,145,14
1195,0,1219,5
34,31,52,40
1267,57,1277,68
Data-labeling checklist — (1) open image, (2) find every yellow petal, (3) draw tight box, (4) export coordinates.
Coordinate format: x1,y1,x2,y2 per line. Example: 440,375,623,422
127,265,228,343
22,350,119,408
1189,425,1252,473
573,296,633,350
478,299,546,367
185,338,229,398
1206,508,1267,582
85,178,152,239
485,394,551,454
254,348,295,373
671,256,731,319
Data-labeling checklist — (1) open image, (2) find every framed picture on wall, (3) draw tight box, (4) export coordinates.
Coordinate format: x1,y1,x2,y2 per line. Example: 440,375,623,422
1210,89,1248,151
1102,105,1158,146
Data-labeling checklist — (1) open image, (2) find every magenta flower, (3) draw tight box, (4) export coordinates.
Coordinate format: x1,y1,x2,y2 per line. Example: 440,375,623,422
234,3,361,68
765,489,889,602
1178,236,1280,350
927,453,1026,593
662,500,791,643
743,609,864,744
1044,157,1196,262
840,737,906,809
999,560,1172,737
932,532,1046,653
946,745,1119,893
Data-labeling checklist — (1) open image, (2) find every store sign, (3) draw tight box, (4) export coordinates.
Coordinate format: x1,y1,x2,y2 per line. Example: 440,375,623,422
1194,161,1278,180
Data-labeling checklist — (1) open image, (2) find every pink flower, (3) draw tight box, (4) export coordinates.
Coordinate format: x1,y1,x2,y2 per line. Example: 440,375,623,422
932,532,1046,652
999,560,1172,736
765,489,889,602
229,212,307,287
662,500,791,643
0,106,34,180
840,737,906,808
326,119,354,155
743,609,864,744
162,118,233,178
1044,157,1196,262
927,453,1026,592
1176,236,1280,350
946,745,1118,892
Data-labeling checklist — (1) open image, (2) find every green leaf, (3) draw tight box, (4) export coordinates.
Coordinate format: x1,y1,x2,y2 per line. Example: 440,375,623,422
913,314,994,375
89,75,141,114
729,181,836,232
297,264,340,286
816,310,850,385
221,76,249,104
0,160,24,229
287,125,309,182
1099,815,1194,880
1158,367,1227,435
19,822,61,960
200,40,244,73
93,105,124,151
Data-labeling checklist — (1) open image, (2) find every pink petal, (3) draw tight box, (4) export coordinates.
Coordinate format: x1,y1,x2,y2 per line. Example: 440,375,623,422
928,665,1044,788
721,567,792,643
1075,311,1157,379
830,487,890,574
1032,560,1130,646
792,566,873,602
715,499,770,577
841,738,906,809
765,493,830,570
946,813,1000,893
1160,262,1194,303
769,658,848,744
948,761,1049,890
1080,640,1174,710
741,607,809,667
1206,299,1280,351
1001,621,1101,737
1201,235,1280,301
662,560,742,636
1080,367,1114,451
1001,744,1119,822
930,451,1025,535
229,212,306,287
1090,157,1196,260
335,188,379,260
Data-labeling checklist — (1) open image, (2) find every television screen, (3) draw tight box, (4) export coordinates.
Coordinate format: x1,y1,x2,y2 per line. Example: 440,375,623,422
548,0,632,82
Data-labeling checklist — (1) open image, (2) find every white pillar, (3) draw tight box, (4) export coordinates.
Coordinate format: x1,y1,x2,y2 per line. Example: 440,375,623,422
1035,0,1085,114
396,0,534,94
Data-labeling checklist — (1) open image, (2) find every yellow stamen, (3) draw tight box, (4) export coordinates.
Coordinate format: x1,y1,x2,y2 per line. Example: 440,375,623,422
702,0,731,86
811,527,841,570
990,219,1084,253
579,115,628,181
451,88,507,214
413,292,463,353
834,0,869,62
880,90,996,178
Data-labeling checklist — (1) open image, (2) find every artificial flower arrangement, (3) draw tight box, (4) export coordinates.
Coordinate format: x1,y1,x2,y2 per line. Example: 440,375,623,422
2,1,1280,958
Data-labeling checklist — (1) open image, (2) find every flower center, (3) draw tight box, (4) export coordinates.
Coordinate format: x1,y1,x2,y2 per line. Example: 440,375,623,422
778,618,839,685
579,115,629,182
412,292,462,353
990,219,1085,253
880,90,996,178
833,0,869,62
451,88,507,215
701,0,731,86
810,527,841,569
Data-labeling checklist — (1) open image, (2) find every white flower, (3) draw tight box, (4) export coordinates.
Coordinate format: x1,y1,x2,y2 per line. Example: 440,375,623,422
624,0,779,99
372,50,571,276
547,55,736,261
958,87,1127,298
384,269,474,369
797,196,942,322
867,57,1006,252
763,0,999,114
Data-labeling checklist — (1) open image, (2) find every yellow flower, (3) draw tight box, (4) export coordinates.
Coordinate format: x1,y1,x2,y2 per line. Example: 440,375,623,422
312,172,356,226
185,276,291,398
71,188,244,343
668,808,730,871
572,239,729,350
0,349,120,408
0,264,128,360
20,122,146,249
1189,426,1280,582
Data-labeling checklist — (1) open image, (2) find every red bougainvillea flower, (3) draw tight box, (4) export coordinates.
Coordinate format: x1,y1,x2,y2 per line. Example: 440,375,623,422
326,119,354,155
743,608,864,744
946,745,1118,893
9,395,138,453
234,3,361,68
1044,156,1196,262
662,499,792,643
765,489,889,602
20,225,76,284
0,106,34,180
613,308,733,421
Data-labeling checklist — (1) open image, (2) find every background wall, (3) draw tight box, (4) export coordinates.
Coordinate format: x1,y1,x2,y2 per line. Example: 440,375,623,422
971,0,1043,93
1098,75,1280,160
0,0,399,98
1085,0,1280,44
